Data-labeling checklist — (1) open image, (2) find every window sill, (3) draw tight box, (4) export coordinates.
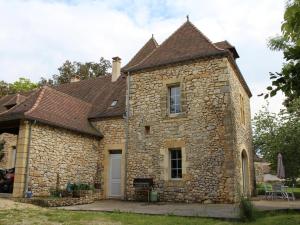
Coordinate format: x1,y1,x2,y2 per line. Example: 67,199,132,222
165,112,187,119
170,178,182,181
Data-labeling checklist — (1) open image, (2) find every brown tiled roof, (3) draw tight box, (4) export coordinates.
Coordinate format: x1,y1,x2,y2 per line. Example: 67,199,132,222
123,37,158,71
3,94,27,108
0,75,126,136
0,87,101,136
0,20,252,136
214,40,239,59
125,21,228,72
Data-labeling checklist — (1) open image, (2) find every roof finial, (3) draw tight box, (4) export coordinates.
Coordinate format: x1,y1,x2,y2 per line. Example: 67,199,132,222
186,15,189,21
152,34,154,39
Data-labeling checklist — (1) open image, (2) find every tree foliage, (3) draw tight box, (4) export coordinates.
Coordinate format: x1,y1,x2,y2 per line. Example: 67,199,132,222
266,0,300,106
0,78,38,97
253,99,300,179
39,57,111,85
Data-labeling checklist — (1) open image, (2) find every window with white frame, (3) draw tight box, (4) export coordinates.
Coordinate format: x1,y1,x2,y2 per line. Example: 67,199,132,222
169,148,182,179
169,85,181,114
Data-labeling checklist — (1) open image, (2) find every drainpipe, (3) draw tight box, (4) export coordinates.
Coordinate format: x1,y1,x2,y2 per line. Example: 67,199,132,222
124,71,131,200
24,120,34,196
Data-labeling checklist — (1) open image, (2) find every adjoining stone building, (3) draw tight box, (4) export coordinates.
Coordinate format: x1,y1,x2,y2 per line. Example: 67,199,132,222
0,20,254,203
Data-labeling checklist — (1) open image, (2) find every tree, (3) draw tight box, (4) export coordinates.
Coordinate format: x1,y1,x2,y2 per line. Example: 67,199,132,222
0,78,38,97
40,57,111,85
265,0,300,106
253,100,300,180
0,81,9,97
9,77,38,94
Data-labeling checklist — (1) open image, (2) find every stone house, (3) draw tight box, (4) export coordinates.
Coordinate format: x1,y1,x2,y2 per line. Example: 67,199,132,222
0,20,254,203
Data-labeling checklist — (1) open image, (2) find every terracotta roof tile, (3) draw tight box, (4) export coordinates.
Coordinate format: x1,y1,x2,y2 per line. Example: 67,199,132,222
0,75,126,136
123,37,158,70
214,40,239,59
24,86,101,136
125,21,227,72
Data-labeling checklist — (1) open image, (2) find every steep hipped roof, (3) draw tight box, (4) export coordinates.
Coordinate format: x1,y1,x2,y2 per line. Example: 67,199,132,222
123,36,158,70
125,21,227,72
214,40,239,59
0,86,101,136
0,75,126,136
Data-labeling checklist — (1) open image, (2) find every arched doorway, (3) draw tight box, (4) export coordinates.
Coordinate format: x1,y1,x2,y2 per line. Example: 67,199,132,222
241,150,249,196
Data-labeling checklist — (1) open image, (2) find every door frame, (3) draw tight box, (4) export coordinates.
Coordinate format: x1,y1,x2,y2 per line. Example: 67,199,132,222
103,144,125,199
108,151,122,198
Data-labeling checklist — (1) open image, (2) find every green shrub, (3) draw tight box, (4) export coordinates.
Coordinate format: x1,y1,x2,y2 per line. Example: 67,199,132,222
239,197,256,222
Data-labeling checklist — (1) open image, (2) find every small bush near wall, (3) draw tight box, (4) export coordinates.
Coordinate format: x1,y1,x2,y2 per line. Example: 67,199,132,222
239,197,256,222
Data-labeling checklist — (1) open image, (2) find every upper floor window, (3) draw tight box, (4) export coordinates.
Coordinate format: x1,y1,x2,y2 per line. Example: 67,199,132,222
169,85,181,114
170,148,182,179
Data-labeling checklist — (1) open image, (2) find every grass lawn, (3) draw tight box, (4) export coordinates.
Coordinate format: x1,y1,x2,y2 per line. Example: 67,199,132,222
0,209,299,225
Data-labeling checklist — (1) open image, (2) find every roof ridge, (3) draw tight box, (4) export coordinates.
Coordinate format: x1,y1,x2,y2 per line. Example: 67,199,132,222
25,87,46,115
123,36,159,70
127,20,226,71
186,21,225,52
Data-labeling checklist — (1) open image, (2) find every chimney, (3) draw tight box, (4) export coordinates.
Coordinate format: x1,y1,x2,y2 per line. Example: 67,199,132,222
70,76,80,83
112,56,121,82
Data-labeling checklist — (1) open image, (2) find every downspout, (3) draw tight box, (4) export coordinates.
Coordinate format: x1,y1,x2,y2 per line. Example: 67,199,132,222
24,120,34,196
124,71,131,200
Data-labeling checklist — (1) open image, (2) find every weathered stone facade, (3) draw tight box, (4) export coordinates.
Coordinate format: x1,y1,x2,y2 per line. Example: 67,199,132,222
92,118,126,199
0,133,17,169
28,123,99,196
226,60,255,199
126,57,253,203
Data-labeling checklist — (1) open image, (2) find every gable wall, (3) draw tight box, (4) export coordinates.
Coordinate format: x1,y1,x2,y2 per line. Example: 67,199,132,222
127,58,237,203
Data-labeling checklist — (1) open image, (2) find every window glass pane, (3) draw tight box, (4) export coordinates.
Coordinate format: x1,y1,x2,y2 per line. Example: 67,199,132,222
171,159,178,168
170,149,182,179
169,86,181,114
171,169,177,178
178,159,182,169
178,169,182,178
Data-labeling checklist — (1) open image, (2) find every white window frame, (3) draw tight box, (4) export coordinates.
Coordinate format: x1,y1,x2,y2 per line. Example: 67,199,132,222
168,85,181,114
169,148,182,179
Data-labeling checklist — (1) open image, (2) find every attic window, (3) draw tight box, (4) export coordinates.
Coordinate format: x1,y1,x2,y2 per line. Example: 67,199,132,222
111,100,118,107
5,104,16,110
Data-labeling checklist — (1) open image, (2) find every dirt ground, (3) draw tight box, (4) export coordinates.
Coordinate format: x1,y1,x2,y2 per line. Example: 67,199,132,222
0,198,40,210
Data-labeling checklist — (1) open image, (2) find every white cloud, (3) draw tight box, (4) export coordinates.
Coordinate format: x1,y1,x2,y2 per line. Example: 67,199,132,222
0,0,286,116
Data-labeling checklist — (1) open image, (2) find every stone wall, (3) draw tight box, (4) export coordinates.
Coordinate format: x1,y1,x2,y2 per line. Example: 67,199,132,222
0,133,17,169
226,60,255,199
28,123,99,196
92,118,126,199
127,57,239,203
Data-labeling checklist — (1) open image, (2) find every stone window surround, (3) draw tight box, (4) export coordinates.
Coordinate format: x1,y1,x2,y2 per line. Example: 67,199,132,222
169,148,182,179
160,139,187,181
239,147,251,197
161,77,187,119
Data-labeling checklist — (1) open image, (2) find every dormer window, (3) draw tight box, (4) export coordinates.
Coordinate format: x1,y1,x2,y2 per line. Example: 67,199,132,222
111,100,118,107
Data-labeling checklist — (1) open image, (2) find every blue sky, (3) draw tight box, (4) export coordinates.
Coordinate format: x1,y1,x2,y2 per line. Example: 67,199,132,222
0,0,285,116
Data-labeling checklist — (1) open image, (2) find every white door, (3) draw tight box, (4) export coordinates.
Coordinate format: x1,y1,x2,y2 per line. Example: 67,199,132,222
109,153,122,197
